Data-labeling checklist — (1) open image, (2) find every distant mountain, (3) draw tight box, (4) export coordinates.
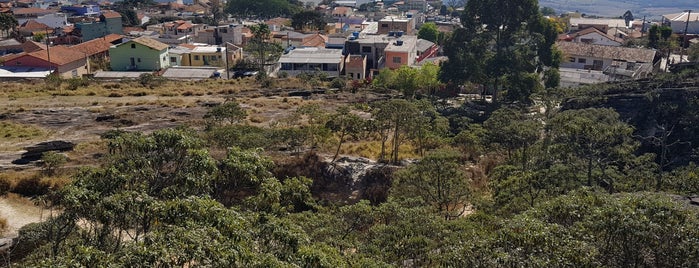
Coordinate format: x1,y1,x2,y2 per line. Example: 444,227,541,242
539,0,699,19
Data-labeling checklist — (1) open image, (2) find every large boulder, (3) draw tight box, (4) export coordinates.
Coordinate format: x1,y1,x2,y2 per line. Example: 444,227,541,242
17,140,75,163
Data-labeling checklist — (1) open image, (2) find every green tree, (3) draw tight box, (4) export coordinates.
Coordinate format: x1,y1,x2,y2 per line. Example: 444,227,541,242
246,24,283,73
548,108,637,192
0,13,18,37
483,107,541,168
688,42,699,62
417,22,439,43
326,106,365,162
372,99,420,163
40,151,67,176
204,100,247,127
226,0,301,18
392,149,471,219
441,0,558,102
291,11,327,31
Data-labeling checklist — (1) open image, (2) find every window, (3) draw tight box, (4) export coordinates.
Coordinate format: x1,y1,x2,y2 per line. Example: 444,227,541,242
381,24,389,28
580,38,593,43
592,60,603,70
131,43,136,49
392,56,401,64
163,56,166,61
194,55,200,60
349,73,354,78
577,58,587,64
170,57,176,63
362,46,372,53
137,58,141,63
72,69,78,77
568,57,575,62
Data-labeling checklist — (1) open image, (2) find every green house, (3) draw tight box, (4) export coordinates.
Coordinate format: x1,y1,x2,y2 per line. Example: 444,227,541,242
109,37,170,71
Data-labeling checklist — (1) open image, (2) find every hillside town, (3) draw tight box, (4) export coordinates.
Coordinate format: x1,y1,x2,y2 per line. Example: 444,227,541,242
0,0,696,86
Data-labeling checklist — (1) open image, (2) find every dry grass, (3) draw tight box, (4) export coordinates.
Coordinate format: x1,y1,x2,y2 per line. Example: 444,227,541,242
341,140,421,161
0,121,50,145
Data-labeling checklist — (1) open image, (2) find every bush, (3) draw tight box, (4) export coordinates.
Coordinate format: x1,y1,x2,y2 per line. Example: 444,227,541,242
0,177,10,195
66,77,91,90
330,77,346,89
45,73,63,90
13,177,50,197
139,73,165,88
40,151,67,176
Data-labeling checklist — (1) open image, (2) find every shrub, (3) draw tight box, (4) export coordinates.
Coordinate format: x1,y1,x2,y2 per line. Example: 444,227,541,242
0,177,11,195
40,151,67,176
330,77,346,89
66,77,91,90
139,73,165,88
13,177,50,197
44,73,63,90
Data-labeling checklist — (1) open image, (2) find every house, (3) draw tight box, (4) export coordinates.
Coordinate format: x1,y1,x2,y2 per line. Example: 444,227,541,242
0,38,23,55
278,47,344,77
18,20,51,37
378,16,415,35
344,54,366,80
60,5,100,16
557,41,659,84
384,35,417,69
272,31,328,48
180,46,226,67
663,12,699,35
70,34,122,72
569,18,630,32
194,24,244,46
109,36,169,71
2,45,88,78
332,6,353,18
12,7,54,25
75,11,123,41
558,27,624,46
32,12,68,29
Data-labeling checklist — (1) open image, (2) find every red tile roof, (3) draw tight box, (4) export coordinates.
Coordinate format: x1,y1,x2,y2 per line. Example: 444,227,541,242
103,33,123,43
70,38,113,56
19,19,49,31
10,45,86,66
12,7,52,15
100,11,121,19
22,40,46,53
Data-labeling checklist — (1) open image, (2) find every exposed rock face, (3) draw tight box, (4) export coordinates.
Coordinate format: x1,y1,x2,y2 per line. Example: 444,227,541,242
274,153,400,204
12,140,75,164
561,78,699,167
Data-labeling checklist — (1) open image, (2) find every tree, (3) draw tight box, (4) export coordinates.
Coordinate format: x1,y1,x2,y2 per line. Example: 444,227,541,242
441,0,558,102
246,24,283,73
226,0,301,18
540,6,556,16
392,149,471,220
291,11,327,31
548,108,637,192
439,5,448,16
484,107,541,168
371,99,421,164
688,42,699,62
622,10,634,25
0,13,18,37
417,22,439,43
209,0,224,25
40,151,67,176
204,100,247,127
326,106,365,162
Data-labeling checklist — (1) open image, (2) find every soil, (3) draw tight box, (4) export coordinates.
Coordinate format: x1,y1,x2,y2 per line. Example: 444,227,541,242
0,89,386,170
0,195,44,237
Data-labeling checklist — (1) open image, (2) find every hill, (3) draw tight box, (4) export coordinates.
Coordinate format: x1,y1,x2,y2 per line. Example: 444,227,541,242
540,0,699,18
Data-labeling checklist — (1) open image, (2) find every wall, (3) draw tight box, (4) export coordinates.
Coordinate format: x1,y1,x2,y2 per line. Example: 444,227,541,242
574,32,621,46
110,42,169,71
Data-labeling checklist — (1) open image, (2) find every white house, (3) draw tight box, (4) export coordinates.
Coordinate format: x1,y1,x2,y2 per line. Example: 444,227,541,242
278,47,344,77
663,12,699,34
557,41,659,81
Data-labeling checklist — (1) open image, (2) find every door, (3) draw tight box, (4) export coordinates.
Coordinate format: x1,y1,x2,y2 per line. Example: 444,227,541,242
130,57,135,69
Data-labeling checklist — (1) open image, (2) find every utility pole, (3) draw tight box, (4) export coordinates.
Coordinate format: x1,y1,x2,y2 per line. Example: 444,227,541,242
45,27,52,73
641,15,646,37
680,10,692,63
225,42,230,79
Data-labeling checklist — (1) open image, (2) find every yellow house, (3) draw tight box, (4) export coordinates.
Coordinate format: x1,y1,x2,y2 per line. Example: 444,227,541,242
181,46,226,67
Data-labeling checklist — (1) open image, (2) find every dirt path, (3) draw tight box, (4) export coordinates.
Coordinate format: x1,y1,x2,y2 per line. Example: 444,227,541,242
0,195,44,237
